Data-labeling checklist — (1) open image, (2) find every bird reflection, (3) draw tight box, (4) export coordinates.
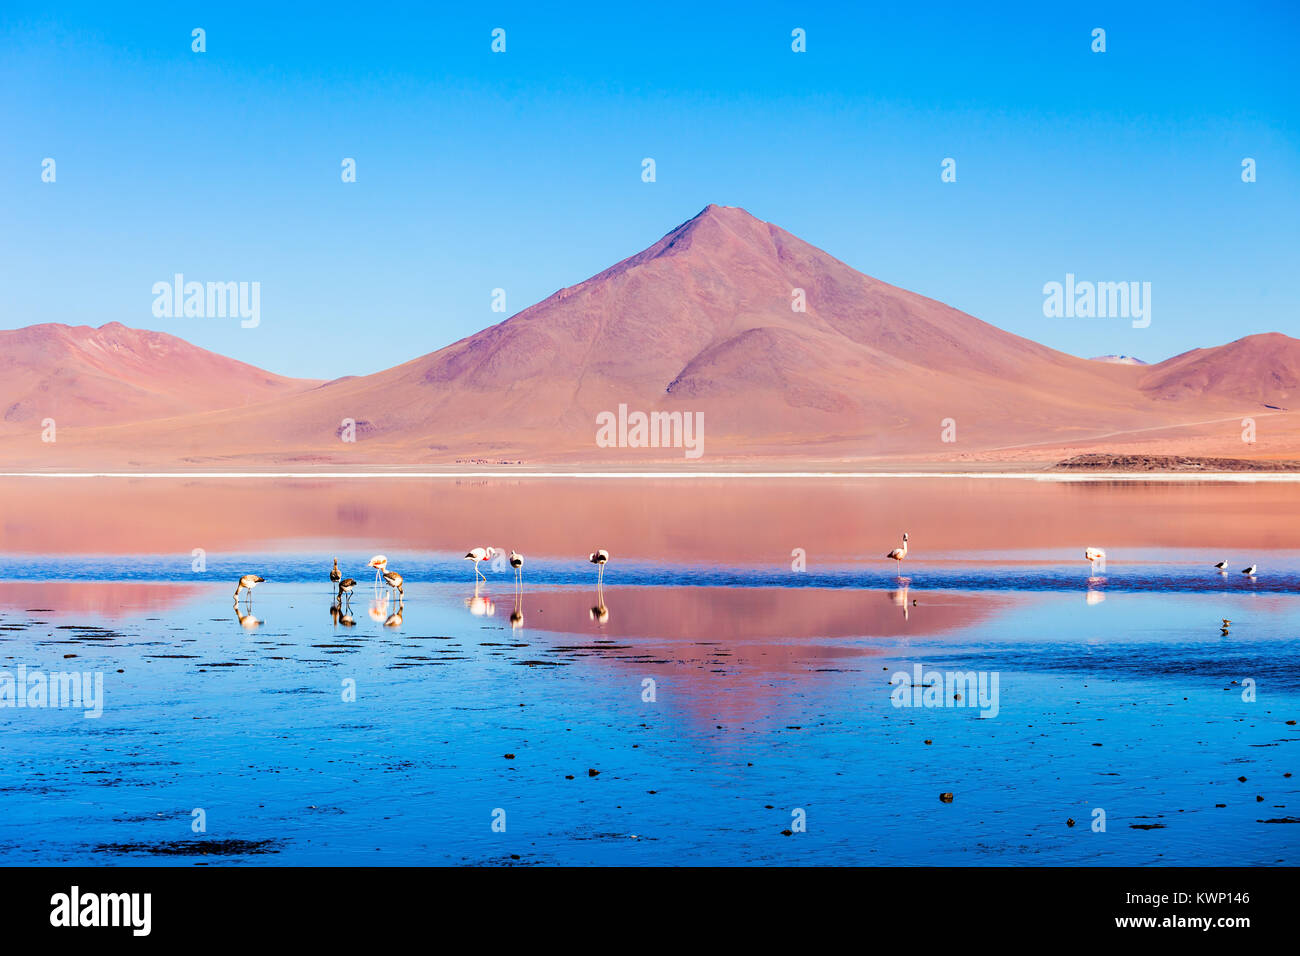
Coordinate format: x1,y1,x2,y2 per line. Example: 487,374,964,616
510,592,524,629
889,584,911,621
1085,588,1105,605
385,600,404,628
233,599,261,629
466,582,496,617
368,594,390,622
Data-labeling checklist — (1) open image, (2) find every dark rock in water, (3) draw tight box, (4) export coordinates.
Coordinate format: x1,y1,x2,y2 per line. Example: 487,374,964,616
1066,818,1075,827
1257,795,1265,802
781,829,793,836
1216,804,1226,808
924,739,933,745
588,768,600,777
1238,776,1248,782
1130,824,1166,830
939,793,954,803
564,775,574,780
503,753,515,759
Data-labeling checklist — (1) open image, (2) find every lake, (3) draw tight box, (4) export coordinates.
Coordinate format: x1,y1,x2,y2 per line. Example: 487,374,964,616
0,476,1297,865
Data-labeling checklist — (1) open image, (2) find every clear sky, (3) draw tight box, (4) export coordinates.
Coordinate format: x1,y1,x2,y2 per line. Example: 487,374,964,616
2,1,1297,379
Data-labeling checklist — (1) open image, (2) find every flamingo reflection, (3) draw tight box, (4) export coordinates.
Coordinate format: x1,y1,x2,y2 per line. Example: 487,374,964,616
466,582,496,617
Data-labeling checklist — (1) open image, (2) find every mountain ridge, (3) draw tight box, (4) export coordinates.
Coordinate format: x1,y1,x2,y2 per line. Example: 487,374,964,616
1,205,1297,465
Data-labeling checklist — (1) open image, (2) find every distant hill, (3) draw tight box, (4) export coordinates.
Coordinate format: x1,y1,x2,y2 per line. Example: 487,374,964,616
0,322,318,429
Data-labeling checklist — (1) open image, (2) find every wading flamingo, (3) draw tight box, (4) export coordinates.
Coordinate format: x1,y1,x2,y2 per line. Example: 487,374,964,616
367,555,388,587
1242,564,1258,576
337,577,357,605
589,549,609,586
234,574,264,601
382,569,404,598
509,550,523,590
466,547,496,583
330,558,341,586
1084,547,1106,573
886,533,909,573
1214,561,1228,572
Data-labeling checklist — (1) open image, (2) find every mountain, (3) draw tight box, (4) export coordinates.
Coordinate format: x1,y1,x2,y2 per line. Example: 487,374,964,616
0,322,319,430
1140,333,1299,408
2,206,1297,466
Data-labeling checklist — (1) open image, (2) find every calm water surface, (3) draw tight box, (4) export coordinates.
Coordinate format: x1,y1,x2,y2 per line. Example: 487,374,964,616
0,478,1297,865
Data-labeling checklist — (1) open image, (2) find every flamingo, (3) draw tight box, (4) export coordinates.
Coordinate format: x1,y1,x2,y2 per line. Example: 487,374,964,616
886,533,909,572
465,547,496,583
1084,547,1106,572
382,569,404,598
1214,561,1228,571
509,550,523,589
233,574,264,601
330,558,341,586
367,555,388,587
337,577,357,605
589,549,609,587
1242,564,1258,576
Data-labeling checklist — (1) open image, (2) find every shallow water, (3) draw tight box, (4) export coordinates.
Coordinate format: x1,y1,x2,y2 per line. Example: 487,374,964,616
2,477,1298,865
1,567,1297,865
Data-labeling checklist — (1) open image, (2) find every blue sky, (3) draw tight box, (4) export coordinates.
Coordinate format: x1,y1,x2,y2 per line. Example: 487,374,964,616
2,1,1297,379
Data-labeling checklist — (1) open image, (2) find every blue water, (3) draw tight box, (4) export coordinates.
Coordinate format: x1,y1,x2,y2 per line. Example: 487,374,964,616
3,551,1299,593
1,560,1297,865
